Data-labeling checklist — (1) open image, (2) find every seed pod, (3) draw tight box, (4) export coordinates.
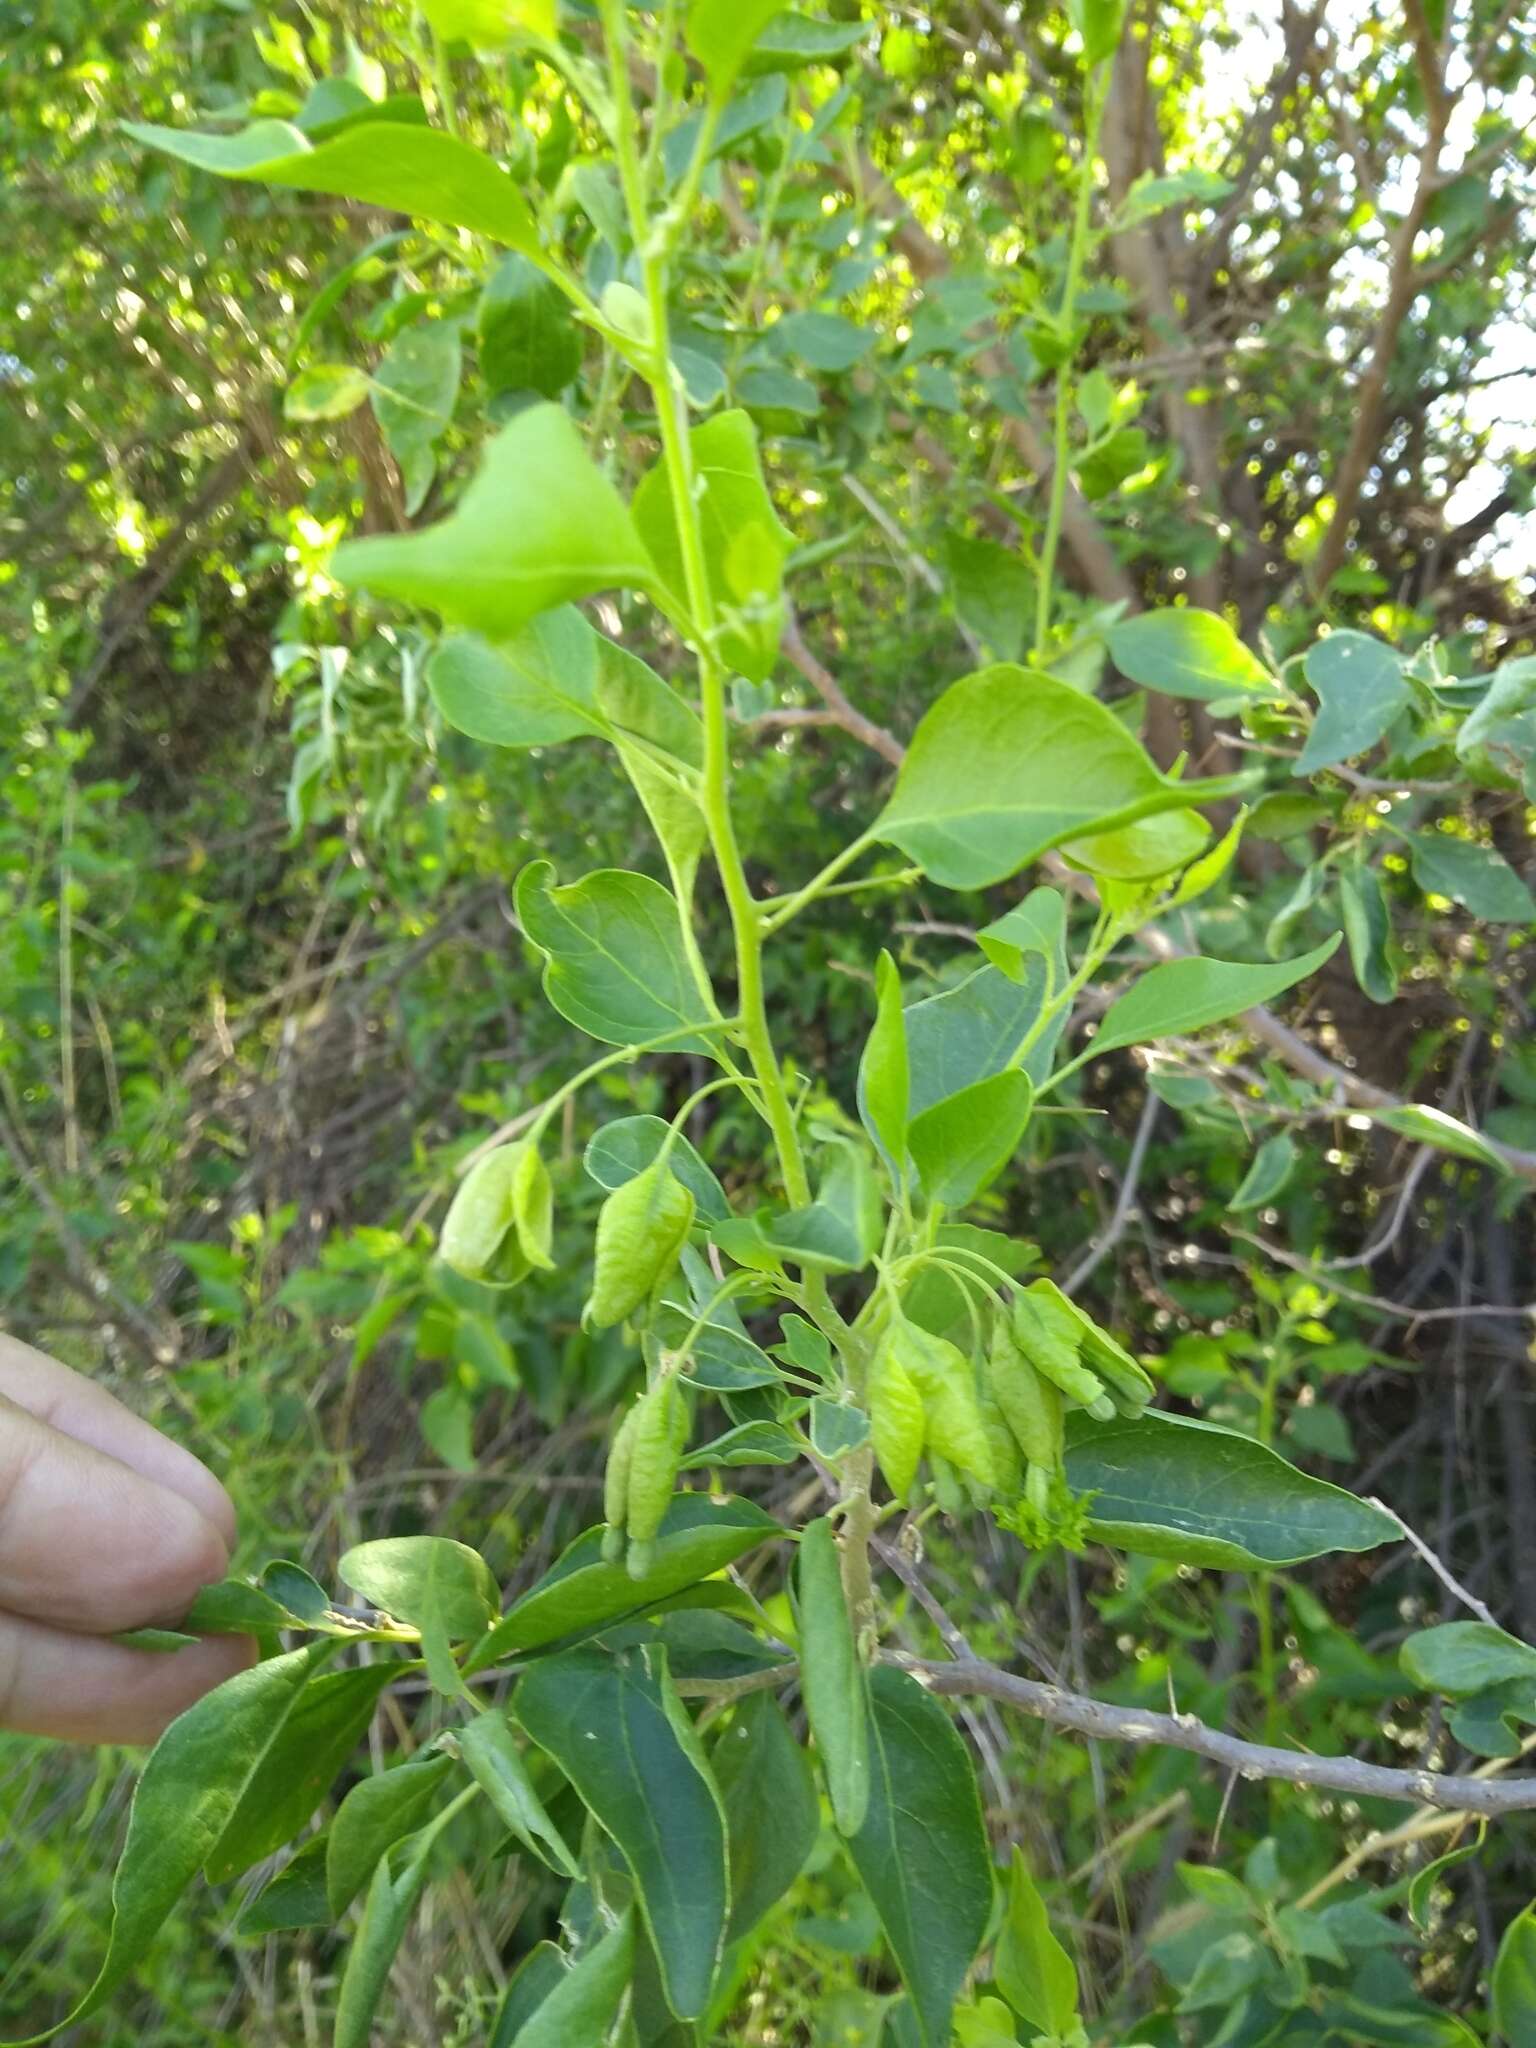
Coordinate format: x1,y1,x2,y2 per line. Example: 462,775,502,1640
585,1158,695,1331
440,1142,547,1286
601,1402,640,1563
891,1324,997,1490
624,1375,687,1578
1011,1290,1109,1412
868,1334,926,1503
978,1391,1024,1500
1028,1278,1155,1416
988,1313,1063,1470
1025,1460,1051,1517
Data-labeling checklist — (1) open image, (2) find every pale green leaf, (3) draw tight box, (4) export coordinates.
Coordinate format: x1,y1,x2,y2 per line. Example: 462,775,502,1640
1106,609,1272,702
334,404,655,639
1407,833,1536,924
284,363,370,420
1092,937,1340,1054
515,861,715,1050
908,1070,1034,1205
1494,1903,1536,2045
1294,631,1410,776
856,951,909,1179
875,664,1251,889
1371,1102,1511,1173
338,1535,499,1639
457,1711,579,1875
995,1847,1079,2035
500,1911,635,2048
584,1115,730,1223
327,1754,457,1916
796,1517,870,1835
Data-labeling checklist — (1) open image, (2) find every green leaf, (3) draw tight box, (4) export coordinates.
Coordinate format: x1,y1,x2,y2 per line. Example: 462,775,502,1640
500,1911,636,2048
770,309,875,373
685,0,788,95
810,1397,872,1461
976,887,1068,988
1407,832,1536,923
457,1710,580,1875
479,252,581,397
744,13,872,73
1061,806,1210,881
1408,1826,1484,1930
738,364,822,415
585,1114,730,1223
908,1070,1034,1206
796,1517,871,1836
515,1645,728,2019
1115,166,1234,228
1339,861,1397,1004
205,1662,396,1882
371,319,460,515
995,1847,1079,2036
422,0,557,47
1371,1102,1510,1172
1063,1409,1398,1567
1494,1903,1536,2045
846,1666,993,2048
1401,1621,1536,1695
1457,656,1536,798
333,403,655,639
124,119,540,252
3,1646,323,2042
1228,1133,1297,1211
338,1536,500,1639
1294,631,1410,776
285,363,370,421
943,533,1033,664
327,1753,457,1915
427,607,605,749
713,1692,819,1941
491,1946,569,2048
242,1837,332,1934
1092,937,1339,1054
515,861,714,1050
630,408,791,682
875,664,1250,889
465,1494,780,1666
1106,610,1272,702
905,962,1049,1115
857,951,910,1180
679,1420,800,1468
334,1803,464,2048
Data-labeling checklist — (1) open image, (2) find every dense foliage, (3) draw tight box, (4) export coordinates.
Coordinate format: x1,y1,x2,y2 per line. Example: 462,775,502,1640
2,1,1535,2043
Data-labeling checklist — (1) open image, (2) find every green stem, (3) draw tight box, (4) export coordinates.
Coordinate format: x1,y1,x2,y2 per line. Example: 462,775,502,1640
432,30,460,137
514,1017,743,1151
600,0,809,1209
758,829,881,935
1031,65,1109,662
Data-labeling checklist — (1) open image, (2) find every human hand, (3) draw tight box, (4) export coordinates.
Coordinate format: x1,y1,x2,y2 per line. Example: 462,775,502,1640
0,1333,252,1743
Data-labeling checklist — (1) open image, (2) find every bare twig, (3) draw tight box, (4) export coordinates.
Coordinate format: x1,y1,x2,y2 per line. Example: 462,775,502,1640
1065,1091,1161,1292
1370,1497,1501,1628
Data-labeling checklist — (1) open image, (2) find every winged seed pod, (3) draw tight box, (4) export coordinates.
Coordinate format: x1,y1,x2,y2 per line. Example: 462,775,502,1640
584,1157,695,1331
1028,1277,1155,1416
1011,1288,1113,1417
622,1374,688,1580
601,1401,641,1564
889,1323,997,1490
987,1311,1064,1470
440,1140,554,1285
868,1334,926,1503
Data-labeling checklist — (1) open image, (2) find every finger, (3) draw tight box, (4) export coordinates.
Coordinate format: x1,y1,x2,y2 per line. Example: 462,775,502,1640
0,1393,230,1632
0,1334,236,1544
0,1609,255,1745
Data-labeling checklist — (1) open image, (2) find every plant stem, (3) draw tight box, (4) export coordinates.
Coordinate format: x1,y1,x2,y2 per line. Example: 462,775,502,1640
432,30,460,137
601,0,809,1209
1032,64,1109,662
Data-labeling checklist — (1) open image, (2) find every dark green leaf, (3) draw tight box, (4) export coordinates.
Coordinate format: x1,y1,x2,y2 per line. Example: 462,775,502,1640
846,1666,992,2048
1339,862,1397,1004
679,1421,799,1468
770,310,875,372
242,1836,333,1934
1401,1621,1536,1695
515,1646,727,2019
584,1115,730,1224
337,1536,499,1639
206,1661,396,1883
1063,1410,1398,1567
1294,631,1410,775
1494,1903,1536,2045
371,320,460,515
466,1495,780,1667
1228,1133,1297,1211
744,14,872,73
857,951,909,1180
479,253,582,398
491,1945,569,2048
501,1910,635,2048
327,1753,457,1915
1407,833,1535,924
713,1692,819,1941
334,1804,463,2048
905,962,1047,1116
796,1517,870,1836
943,534,1033,664
428,607,606,749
